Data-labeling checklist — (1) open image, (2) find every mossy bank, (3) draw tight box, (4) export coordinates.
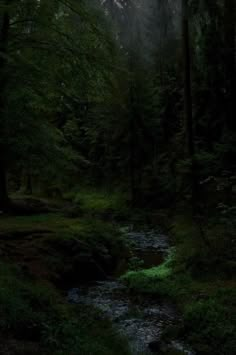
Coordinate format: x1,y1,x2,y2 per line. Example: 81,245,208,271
122,215,236,355
0,209,131,355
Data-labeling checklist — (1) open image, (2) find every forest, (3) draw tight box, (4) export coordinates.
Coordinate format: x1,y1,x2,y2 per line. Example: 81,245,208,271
0,0,235,354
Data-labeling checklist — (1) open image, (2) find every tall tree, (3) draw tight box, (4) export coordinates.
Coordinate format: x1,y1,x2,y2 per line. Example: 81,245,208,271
0,0,10,210
224,0,235,131
182,0,197,211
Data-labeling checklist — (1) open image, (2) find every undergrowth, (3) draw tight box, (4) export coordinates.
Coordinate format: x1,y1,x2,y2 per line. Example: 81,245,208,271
65,188,129,219
122,215,236,355
0,262,130,355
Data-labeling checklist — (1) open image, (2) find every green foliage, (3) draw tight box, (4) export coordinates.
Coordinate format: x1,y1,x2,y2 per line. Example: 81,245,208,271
0,0,235,353
1,0,234,211
122,199,236,355
122,246,236,355
72,188,129,219
0,211,130,291
0,211,128,258
0,0,120,196
184,292,236,355
0,262,60,344
0,262,130,355
171,214,236,277
127,256,144,271
121,252,173,294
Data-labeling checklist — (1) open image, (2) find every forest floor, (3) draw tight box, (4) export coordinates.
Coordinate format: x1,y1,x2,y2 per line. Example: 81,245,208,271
0,194,131,355
0,192,235,355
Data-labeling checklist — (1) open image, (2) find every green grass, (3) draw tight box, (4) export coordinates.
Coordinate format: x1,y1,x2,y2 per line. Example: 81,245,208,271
0,213,74,235
0,212,126,250
0,261,131,355
0,213,85,233
0,213,126,248
66,188,129,219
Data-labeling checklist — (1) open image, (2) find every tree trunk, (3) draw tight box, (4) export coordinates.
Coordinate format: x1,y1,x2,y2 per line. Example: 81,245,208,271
26,173,33,195
224,0,235,131
129,83,136,207
0,164,8,211
182,0,198,212
182,0,194,157
0,2,10,211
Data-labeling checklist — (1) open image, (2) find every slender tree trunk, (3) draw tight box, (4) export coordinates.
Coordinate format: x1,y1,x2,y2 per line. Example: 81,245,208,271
25,173,33,195
0,164,8,211
129,82,136,207
0,2,10,211
182,0,198,212
224,0,235,131
182,0,194,157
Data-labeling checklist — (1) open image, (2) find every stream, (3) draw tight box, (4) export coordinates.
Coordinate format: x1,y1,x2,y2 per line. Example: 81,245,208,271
68,227,195,355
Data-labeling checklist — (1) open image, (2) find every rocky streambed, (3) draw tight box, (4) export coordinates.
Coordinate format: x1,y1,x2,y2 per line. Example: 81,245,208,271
68,227,195,354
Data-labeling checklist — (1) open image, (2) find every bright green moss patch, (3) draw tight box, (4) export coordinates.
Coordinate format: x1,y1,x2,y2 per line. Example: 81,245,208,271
122,248,236,355
121,252,173,293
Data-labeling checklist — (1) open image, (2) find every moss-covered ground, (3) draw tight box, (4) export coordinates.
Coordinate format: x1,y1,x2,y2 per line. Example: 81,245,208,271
0,192,131,355
122,215,236,355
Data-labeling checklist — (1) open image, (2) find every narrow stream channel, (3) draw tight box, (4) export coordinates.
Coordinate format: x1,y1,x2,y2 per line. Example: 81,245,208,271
68,227,195,354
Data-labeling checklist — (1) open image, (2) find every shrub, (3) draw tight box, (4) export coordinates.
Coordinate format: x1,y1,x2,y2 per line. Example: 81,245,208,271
0,262,131,355
183,292,236,355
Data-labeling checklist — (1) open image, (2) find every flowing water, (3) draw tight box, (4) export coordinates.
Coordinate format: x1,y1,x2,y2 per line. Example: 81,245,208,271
68,227,194,354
